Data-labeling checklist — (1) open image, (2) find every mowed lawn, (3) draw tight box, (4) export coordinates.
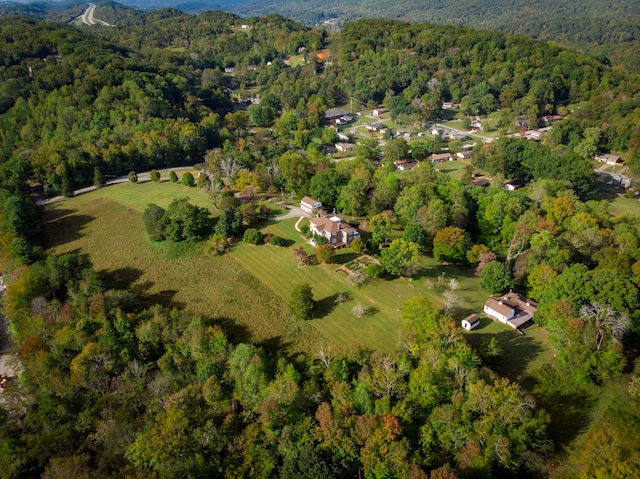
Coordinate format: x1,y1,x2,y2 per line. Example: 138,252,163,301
101,176,211,212
43,180,555,374
232,218,494,352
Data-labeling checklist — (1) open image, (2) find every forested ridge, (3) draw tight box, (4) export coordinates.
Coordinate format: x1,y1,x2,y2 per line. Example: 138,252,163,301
232,0,640,73
0,11,640,478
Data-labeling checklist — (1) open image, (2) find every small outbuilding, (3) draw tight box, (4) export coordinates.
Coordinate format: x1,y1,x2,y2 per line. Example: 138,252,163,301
300,196,322,214
461,314,481,331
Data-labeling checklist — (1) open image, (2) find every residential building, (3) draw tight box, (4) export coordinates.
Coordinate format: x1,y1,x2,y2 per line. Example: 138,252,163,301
310,216,359,247
483,291,537,329
300,196,322,214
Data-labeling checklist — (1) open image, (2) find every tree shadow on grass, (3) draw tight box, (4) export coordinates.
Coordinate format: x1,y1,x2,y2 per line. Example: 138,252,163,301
99,267,144,291
467,327,544,381
257,335,294,358
335,252,360,265
589,181,621,203
315,293,342,318
144,290,183,310
212,316,252,346
522,368,595,447
43,212,95,248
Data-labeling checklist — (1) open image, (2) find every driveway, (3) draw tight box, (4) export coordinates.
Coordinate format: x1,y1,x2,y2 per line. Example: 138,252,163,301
273,203,309,220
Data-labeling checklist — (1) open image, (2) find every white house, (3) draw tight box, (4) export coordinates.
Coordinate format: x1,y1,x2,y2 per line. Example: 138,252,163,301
595,153,621,165
300,196,322,214
310,216,359,247
504,181,523,191
364,122,383,132
461,314,481,331
372,107,389,116
457,151,474,160
335,142,355,152
484,291,537,330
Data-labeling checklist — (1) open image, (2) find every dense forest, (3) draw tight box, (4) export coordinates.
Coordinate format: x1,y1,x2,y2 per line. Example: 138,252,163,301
1,10,640,478
232,0,640,73
2,0,639,72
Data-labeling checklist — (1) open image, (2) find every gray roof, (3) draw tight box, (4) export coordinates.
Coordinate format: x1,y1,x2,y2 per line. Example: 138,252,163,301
325,108,348,119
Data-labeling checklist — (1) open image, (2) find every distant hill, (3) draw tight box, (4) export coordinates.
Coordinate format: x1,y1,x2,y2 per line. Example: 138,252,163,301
230,0,640,71
1,0,638,71
0,0,85,22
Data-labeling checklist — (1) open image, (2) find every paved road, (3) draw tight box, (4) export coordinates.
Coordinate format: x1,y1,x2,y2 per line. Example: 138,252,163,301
70,3,113,27
36,166,195,206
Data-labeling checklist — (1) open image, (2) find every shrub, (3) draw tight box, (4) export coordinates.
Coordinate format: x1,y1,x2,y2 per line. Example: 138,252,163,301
169,171,178,183
128,171,138,183
350,237,366,253
316,244,336,263
365,263,384,278
207,233,227,255
197,173,210,188
269,235,286,247
143,203,167,241
243,228,263,245
289,283,315,320
366,238,379,252
313,234,328,245
182,171,195,187
150,169,161,182
93,166,105,188
300,224,310,237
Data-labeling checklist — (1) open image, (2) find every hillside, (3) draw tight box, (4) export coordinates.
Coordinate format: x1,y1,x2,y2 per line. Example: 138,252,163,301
3,0,636,71
232,0,640,71
0,10,640,478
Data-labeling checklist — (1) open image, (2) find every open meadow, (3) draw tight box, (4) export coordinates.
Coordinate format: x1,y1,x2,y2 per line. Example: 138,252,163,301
43,181,553,378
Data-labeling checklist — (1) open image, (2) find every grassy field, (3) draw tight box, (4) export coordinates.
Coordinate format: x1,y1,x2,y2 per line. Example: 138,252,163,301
463,317,554,381
42,181,554,372
588,181,640,217
43,188,320,355
101,177,210,212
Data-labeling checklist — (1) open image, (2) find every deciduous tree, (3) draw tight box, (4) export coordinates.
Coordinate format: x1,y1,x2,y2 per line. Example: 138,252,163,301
289,283,315,320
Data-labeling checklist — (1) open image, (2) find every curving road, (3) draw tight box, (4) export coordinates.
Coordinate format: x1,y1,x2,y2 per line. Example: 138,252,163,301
70,3,114,27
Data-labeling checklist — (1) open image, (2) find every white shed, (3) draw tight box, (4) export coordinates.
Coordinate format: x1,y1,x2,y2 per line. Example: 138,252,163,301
461,314,481,331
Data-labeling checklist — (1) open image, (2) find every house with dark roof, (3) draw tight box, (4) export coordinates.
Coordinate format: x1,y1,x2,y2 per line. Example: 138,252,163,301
394,159,418,171
310,216,359,247
483,291,537,329
325,108,348,122
431,153,454,163
461,314,481,331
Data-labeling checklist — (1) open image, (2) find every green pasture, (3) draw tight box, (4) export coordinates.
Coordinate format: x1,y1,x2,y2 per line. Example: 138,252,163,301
42,180,554,374
43,194,320,354
588,181,640,217
463,316,555,381
82,173,209,212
